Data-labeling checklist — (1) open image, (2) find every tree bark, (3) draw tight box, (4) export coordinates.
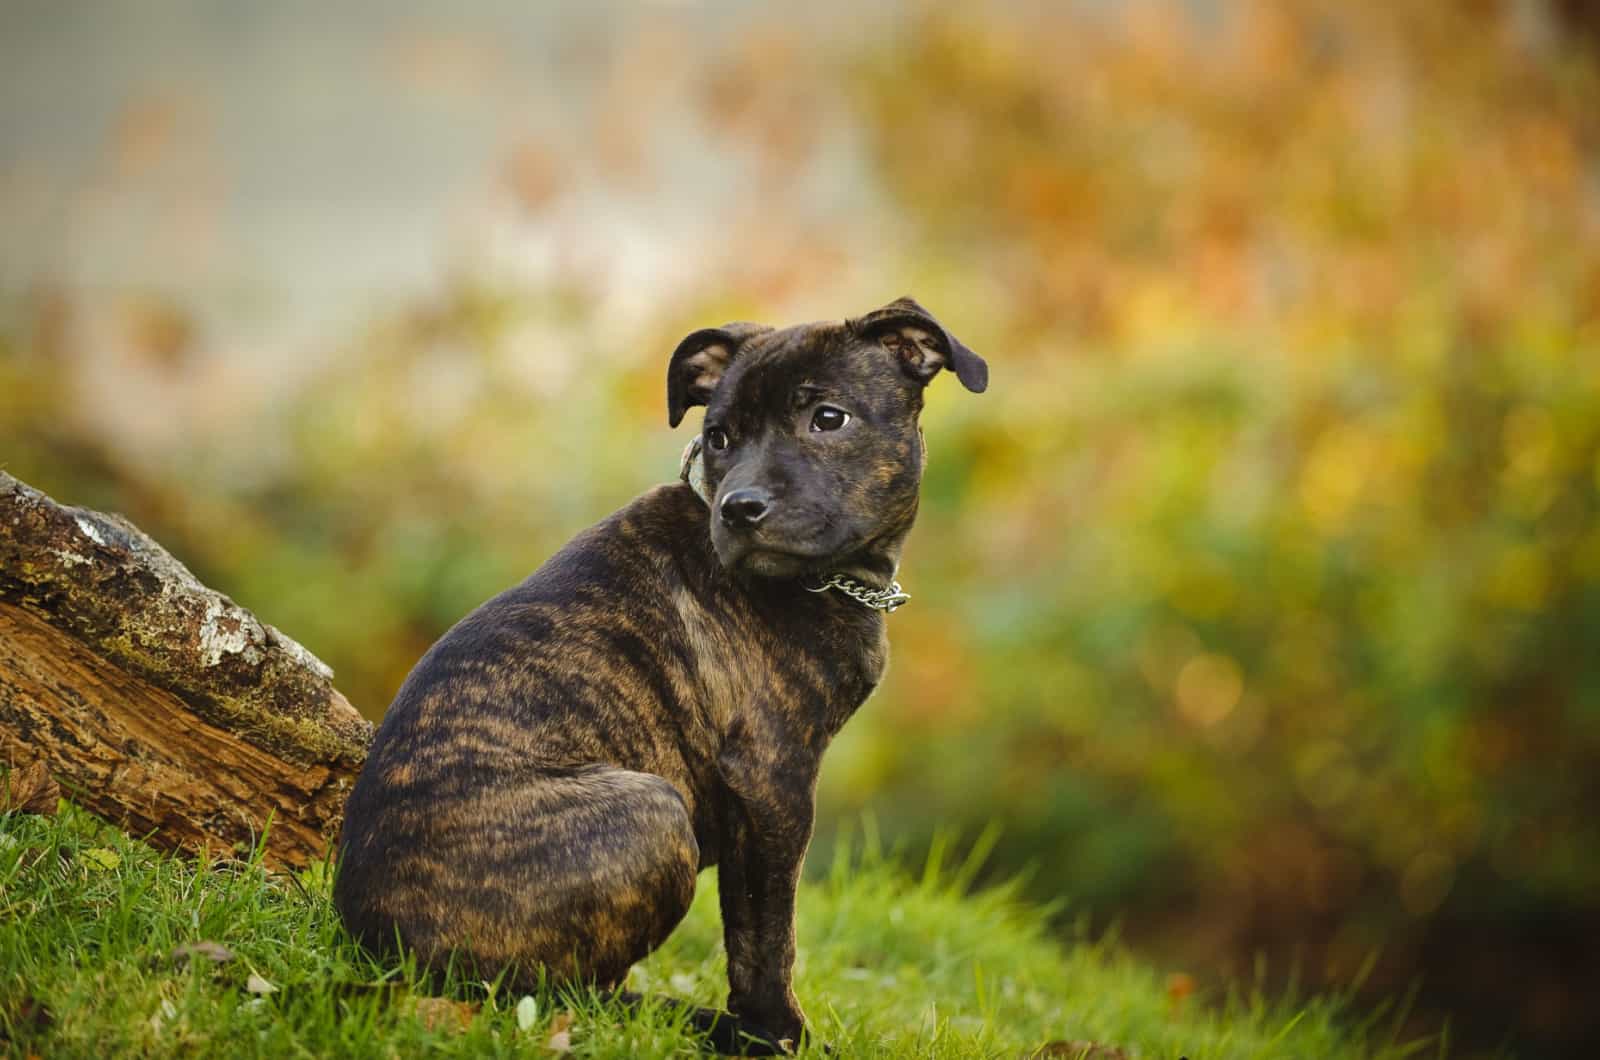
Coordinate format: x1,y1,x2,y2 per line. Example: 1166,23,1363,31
0,471,373,870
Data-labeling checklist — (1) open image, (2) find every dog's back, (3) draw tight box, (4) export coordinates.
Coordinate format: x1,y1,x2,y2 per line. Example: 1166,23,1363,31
336,485,711,986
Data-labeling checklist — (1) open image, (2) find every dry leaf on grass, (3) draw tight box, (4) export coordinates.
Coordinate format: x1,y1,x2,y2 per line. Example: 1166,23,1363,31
148,998,178,1035
406,995,479,1034
1,761,59,816
171,941,235,966
244,973,278,996
546,1010,574,1052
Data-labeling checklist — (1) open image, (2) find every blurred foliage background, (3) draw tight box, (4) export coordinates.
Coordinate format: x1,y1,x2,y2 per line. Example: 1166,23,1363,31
3,2,1598,1056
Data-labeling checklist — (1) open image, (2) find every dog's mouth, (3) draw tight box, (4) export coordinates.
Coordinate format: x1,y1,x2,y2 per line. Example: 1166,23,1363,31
712,526,847,580
730,547,821,579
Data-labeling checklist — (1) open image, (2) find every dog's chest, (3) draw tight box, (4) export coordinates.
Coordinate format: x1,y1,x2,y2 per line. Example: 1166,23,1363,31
673,587,760,730
671,586,885,734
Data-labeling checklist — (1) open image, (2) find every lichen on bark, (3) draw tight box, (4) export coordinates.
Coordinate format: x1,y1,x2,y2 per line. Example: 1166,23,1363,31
0,471,373,868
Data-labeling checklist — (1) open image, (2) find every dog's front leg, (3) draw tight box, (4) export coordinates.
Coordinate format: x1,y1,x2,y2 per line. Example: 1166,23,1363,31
716,737,819,1051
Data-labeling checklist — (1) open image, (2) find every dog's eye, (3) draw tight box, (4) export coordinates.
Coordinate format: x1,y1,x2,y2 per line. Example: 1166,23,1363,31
810,406,850,432
704,427,731,452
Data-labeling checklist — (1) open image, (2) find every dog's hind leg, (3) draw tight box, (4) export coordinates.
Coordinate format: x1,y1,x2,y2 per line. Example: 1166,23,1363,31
337,764,700,991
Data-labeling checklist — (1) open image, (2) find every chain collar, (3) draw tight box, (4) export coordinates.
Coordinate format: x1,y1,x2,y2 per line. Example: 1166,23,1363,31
804,572,911,613
679,434,910,614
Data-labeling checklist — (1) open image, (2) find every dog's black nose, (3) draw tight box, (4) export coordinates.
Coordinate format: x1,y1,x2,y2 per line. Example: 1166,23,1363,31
719,488,771,529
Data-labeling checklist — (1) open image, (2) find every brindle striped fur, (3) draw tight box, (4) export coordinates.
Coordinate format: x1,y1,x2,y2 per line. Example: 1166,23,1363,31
335,298,987,1054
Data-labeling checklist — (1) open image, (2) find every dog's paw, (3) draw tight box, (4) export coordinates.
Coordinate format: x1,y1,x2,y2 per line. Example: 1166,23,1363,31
725,1027,809,1056
700,1011,818,1056
729,1019,835,1056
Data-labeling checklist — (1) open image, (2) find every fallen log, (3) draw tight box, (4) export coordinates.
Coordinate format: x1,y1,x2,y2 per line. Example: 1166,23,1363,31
0,471,373,869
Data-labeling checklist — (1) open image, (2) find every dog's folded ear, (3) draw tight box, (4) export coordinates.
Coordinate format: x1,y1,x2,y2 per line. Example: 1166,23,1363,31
852,296,989,393
666,321,773,428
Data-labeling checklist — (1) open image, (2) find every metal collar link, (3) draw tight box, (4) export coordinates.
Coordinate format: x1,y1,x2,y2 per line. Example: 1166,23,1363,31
805,572,911,613
680,435,910,614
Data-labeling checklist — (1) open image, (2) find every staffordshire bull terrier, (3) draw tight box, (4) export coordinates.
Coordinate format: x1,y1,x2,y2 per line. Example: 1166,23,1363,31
335,296,988,1053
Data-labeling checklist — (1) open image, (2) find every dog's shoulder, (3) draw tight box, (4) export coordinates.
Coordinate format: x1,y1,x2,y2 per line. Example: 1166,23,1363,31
478,481,712,602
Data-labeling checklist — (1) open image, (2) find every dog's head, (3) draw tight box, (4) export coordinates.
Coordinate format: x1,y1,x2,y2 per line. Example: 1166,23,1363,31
666,297,988,578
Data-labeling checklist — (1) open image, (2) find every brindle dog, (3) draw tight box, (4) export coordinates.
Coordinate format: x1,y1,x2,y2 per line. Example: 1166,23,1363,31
334,297,988,1054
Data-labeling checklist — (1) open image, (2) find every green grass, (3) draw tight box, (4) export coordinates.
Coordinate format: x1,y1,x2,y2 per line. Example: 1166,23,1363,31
0,806,1441,1059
